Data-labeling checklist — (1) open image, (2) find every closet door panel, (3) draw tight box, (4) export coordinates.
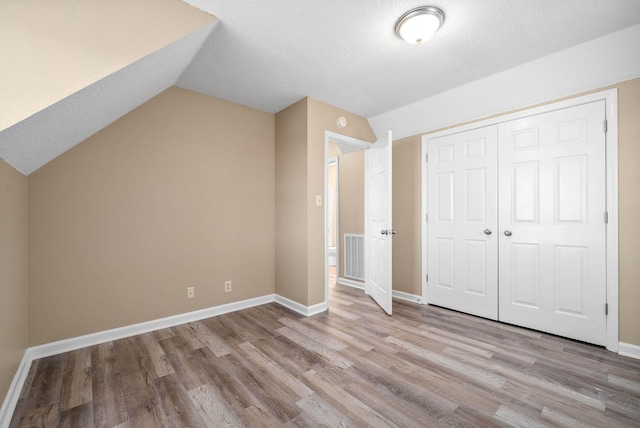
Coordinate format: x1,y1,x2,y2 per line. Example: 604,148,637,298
427,126,498,320
498,101,607,346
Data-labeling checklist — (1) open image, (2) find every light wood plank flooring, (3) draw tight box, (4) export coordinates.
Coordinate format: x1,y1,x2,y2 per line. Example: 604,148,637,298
10,278,640,427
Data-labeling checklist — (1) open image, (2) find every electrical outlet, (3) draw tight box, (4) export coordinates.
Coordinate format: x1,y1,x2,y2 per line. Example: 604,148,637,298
225,280,232,293
187,286,195,298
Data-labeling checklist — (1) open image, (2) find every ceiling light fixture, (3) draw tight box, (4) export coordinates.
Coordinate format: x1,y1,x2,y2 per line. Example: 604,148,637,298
395,6,445,45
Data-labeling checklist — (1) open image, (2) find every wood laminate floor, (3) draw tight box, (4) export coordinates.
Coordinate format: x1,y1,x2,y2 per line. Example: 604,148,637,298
10,276,640,427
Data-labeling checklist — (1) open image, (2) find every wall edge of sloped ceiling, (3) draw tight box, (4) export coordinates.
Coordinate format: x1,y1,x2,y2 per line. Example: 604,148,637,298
368,23,640,141
0,22,218,176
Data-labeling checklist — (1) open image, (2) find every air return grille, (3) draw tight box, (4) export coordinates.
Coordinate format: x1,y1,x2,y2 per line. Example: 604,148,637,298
344,234,364,281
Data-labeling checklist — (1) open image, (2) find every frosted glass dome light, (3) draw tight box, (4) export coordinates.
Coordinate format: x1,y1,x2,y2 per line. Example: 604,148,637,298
395,6,445,44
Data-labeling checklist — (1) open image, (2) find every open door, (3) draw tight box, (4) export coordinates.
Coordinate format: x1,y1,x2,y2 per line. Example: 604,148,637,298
364,130,393,314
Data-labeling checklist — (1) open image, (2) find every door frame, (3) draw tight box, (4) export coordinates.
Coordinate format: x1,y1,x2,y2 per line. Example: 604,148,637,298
421,89,619,352
327,156,339,269
324,131,370,307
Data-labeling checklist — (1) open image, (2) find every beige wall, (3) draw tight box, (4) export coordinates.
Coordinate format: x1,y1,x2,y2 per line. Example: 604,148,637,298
275,97,375,306
617,78,640,346
337,150,365,280
0,159,28,403
391,77,640,346
307,98,376,305
27,87,275,345
275,99,309,304
392,136,422,295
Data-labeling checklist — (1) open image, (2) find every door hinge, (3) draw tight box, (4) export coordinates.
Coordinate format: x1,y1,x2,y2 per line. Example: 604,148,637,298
605,303,609,315
604,211,609,224
426,213,429,222
425,153,429,163
426,274,429,282
603,119,608,133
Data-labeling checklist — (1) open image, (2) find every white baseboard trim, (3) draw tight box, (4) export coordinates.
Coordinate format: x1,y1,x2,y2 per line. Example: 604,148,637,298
275,294,327,316
28,294,276,360
392,290,422,304
337,279,422,304
0,294,276,427
1,291,330,425
618,342,640,360
0,350,32,428
337,277,365,289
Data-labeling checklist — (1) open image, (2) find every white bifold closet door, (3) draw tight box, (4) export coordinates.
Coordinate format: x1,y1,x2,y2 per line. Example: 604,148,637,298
427,126,499,320
498,101,607,345
427,100,607,346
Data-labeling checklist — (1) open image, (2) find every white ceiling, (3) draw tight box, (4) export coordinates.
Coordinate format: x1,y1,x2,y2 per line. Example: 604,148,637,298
178,0,640,117
1,0,640,175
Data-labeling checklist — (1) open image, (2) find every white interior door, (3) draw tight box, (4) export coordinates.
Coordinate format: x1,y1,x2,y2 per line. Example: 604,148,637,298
498,101,607,345
426,126,499,320
365,130,393,315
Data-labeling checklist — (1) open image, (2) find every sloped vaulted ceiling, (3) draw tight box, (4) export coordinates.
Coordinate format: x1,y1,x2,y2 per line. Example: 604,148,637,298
0,23,216,175
0,0,215,131
0,0,217,175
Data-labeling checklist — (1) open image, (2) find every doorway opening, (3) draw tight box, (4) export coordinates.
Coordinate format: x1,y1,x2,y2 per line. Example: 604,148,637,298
324,131,370,307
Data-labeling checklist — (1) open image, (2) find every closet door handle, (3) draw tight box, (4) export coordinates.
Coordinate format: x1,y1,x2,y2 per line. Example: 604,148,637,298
484,229,492,235
504,230,513,237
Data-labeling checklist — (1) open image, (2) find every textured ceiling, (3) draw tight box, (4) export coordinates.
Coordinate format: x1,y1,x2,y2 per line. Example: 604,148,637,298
1,0,640,175
178,0,640,117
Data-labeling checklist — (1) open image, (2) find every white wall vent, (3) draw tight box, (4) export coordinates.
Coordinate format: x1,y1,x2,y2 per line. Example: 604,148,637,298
344,234,364,281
